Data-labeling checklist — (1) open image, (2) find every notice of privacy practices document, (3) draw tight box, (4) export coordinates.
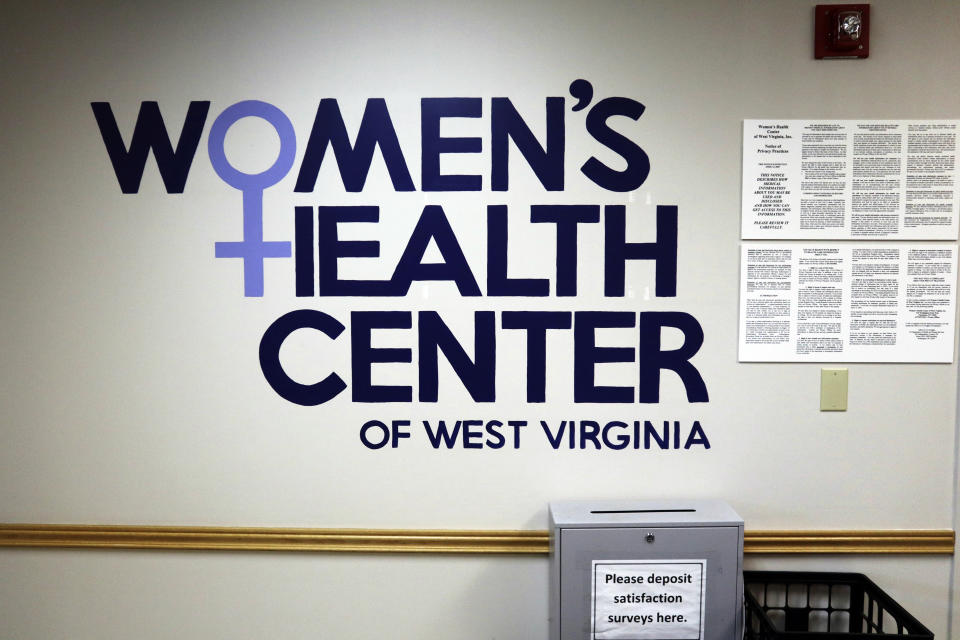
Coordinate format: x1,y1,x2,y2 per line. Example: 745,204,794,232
742,120,959,240
738,244,957,363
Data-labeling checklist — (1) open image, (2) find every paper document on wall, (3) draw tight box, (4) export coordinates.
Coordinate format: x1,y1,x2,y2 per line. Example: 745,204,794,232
592,560,706,640
742,120,959,240
738,244,957,362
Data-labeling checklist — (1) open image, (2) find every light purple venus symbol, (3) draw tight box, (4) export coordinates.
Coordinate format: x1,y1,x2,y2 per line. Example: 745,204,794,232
208,101,296,297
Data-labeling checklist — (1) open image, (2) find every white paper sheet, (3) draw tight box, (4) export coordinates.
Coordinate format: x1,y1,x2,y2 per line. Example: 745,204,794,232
592,560,706,640
738,244,957,362
742,120,959,240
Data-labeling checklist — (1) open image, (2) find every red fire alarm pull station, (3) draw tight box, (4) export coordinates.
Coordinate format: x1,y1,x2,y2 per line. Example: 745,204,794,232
815,4,870,59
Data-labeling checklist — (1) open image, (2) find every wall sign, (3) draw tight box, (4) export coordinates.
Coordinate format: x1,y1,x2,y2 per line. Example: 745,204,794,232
92,80,712,452
738,243,957,362
592,559,706,640
742,119,959,240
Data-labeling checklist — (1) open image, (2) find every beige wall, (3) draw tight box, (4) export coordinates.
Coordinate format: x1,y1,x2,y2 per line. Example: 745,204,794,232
1,0,957,637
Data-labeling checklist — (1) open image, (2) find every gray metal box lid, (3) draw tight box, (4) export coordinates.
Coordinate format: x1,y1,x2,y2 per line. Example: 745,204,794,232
550,499,743,529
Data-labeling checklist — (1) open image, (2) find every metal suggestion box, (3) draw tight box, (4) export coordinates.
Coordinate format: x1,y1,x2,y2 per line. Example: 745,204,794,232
550,499,744,640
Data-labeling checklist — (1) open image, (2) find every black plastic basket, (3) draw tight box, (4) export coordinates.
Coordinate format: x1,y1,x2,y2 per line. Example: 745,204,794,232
744,571,933,640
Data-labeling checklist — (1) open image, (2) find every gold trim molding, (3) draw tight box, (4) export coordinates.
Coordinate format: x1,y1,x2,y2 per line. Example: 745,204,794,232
0,525,547,554
744,530,954,554
0,525,953,555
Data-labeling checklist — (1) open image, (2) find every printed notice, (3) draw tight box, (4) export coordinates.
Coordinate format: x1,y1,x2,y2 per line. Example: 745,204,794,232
739,244,957,362
592,560,706,640
742,120,959,240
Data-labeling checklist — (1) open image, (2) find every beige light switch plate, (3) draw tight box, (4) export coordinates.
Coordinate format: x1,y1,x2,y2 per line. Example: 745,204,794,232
820,368,848,411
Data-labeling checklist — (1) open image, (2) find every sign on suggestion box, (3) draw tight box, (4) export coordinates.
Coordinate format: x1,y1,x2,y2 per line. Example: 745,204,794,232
550,500,743,640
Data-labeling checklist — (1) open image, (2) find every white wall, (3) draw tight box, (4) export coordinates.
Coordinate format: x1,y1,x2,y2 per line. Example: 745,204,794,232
1,0,958,638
